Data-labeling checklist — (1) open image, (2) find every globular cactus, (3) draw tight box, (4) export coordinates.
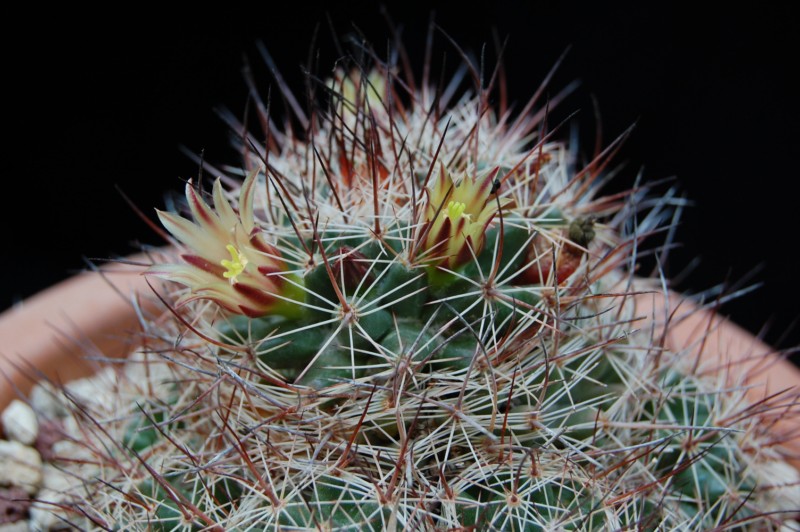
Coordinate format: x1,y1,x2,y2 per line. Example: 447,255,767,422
28,30,799,531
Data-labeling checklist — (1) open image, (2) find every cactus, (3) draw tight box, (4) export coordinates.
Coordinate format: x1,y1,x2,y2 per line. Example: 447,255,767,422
27,29,800,531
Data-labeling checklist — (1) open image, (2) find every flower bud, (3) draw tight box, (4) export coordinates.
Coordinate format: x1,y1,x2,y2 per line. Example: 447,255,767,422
418,165,506,270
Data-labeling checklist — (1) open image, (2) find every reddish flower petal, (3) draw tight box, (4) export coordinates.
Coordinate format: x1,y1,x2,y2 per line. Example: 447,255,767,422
181,254,226,276
233,282,277,307
186,181,225,236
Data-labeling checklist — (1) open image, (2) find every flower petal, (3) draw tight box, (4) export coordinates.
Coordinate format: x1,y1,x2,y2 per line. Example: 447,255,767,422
238,169,259,234
181,254,226,276
186,181,228,241
212,178,240,232
150,171,298,317
156,210,224,261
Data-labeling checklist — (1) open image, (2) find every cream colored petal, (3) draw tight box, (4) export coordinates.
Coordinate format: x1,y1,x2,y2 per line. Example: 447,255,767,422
185,181,228,241
238,168,259,234
156,210,224,262
212,178,240,232
146,263,213,288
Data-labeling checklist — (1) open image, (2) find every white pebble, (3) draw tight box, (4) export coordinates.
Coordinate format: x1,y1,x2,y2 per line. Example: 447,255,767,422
28,467,81,532
29,383,67,419
63,368,118,409
0,522,29,532
30,489,69,531
755,459,800,513
29,487,63,531
41,464,75,492
0,440,42,495
1,400,38,445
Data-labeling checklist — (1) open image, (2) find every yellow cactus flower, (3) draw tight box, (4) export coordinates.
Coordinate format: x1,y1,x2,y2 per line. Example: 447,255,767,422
147,170,302,318
418,165,505,270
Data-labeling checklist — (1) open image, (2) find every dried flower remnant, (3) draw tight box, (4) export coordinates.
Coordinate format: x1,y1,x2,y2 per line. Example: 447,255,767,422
518,217,596,285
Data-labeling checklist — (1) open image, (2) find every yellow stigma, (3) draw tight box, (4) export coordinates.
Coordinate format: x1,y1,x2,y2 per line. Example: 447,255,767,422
221,244,248,283
442,201,469,222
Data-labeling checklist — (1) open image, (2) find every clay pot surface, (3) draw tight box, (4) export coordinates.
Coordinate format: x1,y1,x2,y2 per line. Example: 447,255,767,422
0,261,152,409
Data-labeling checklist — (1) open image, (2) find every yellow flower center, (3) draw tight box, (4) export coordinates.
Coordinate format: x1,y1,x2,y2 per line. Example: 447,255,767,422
442,201,470,222
221,244,248,283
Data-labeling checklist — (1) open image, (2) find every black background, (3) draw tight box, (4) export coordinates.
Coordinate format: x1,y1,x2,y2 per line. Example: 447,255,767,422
4,3,799,359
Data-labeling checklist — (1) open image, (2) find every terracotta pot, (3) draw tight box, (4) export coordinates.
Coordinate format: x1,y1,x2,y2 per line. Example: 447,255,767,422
0,260,153,409
1,269,798,469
